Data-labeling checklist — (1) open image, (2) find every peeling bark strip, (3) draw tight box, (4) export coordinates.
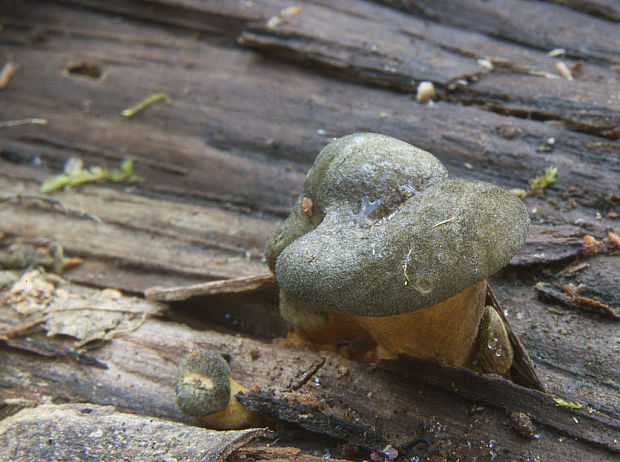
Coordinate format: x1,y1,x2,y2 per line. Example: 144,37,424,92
378,356,620,454
486,286,544,391
145,273,276,302
0,337,109,369
535,282,619,319
237,391,388,451
509,224,586,266
0,404,273,462
230,443,355,462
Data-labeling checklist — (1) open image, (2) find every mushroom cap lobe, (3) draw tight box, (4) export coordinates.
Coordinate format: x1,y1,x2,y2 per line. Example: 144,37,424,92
266,133,448,270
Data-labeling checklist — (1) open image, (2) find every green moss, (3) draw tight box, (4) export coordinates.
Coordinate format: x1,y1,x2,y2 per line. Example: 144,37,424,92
121,92,171,118
510,166,558,198
41,158,140,193
530,166,558,193
553,397,585,409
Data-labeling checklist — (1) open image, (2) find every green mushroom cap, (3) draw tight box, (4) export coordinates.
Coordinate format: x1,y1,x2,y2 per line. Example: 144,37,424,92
176,349,231,417
266,133,529,320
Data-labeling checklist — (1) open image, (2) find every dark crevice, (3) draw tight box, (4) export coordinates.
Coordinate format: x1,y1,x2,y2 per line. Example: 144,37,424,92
65,61,104,79
288,357,326,391
534,0,620,22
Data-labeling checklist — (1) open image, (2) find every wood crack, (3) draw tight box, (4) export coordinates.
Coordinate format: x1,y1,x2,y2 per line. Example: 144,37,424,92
288,356,326,391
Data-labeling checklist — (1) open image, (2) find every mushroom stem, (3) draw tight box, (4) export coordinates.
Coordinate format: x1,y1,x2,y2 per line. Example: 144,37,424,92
351,279,487,366
287,311,372,345
197,378,261,430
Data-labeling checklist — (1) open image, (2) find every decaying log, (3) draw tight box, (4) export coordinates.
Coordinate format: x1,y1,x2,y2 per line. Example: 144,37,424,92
1,0,619,459
0,403,273,462
0,173,273,292
2,278,619,460
509,225,588,266
377,0,619,63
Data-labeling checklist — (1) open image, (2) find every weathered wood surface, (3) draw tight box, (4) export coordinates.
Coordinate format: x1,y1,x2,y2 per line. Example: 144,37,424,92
1,279,618,460
0,403,272,462
1,0,619,460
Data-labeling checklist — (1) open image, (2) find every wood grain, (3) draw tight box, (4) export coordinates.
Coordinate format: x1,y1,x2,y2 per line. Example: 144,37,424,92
0,1,618,460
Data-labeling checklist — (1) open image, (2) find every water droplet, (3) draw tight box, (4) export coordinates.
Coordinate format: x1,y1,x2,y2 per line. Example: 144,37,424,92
381,444,398,460
487,338,499,351
413,274,434,294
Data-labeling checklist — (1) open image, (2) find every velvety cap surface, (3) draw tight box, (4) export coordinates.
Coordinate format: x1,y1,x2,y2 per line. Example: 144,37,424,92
265,133,448,270
176,349,231,416
267,133,529,317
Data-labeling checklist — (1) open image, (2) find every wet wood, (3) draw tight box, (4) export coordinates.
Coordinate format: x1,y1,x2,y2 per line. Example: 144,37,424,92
1,2,618,220
1,0,619,460
2,288,618,460
541,0,620,21
0,171,274,293
377,0,620,63
510,224,590,266
238,391,388,451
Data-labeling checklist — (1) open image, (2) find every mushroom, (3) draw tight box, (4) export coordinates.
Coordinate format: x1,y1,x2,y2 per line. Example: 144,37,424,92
176,349,260,429
265,133,528,375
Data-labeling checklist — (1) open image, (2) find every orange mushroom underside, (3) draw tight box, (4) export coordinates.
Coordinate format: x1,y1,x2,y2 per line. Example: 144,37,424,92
287,280,488,366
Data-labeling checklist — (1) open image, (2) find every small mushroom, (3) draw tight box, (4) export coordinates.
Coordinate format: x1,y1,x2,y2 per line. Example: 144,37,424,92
467,305,514,375
176,349,260,429
265,133,528,374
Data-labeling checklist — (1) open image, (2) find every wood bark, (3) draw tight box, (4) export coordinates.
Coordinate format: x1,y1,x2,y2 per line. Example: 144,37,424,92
0,403,272,462
0,0,618,460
